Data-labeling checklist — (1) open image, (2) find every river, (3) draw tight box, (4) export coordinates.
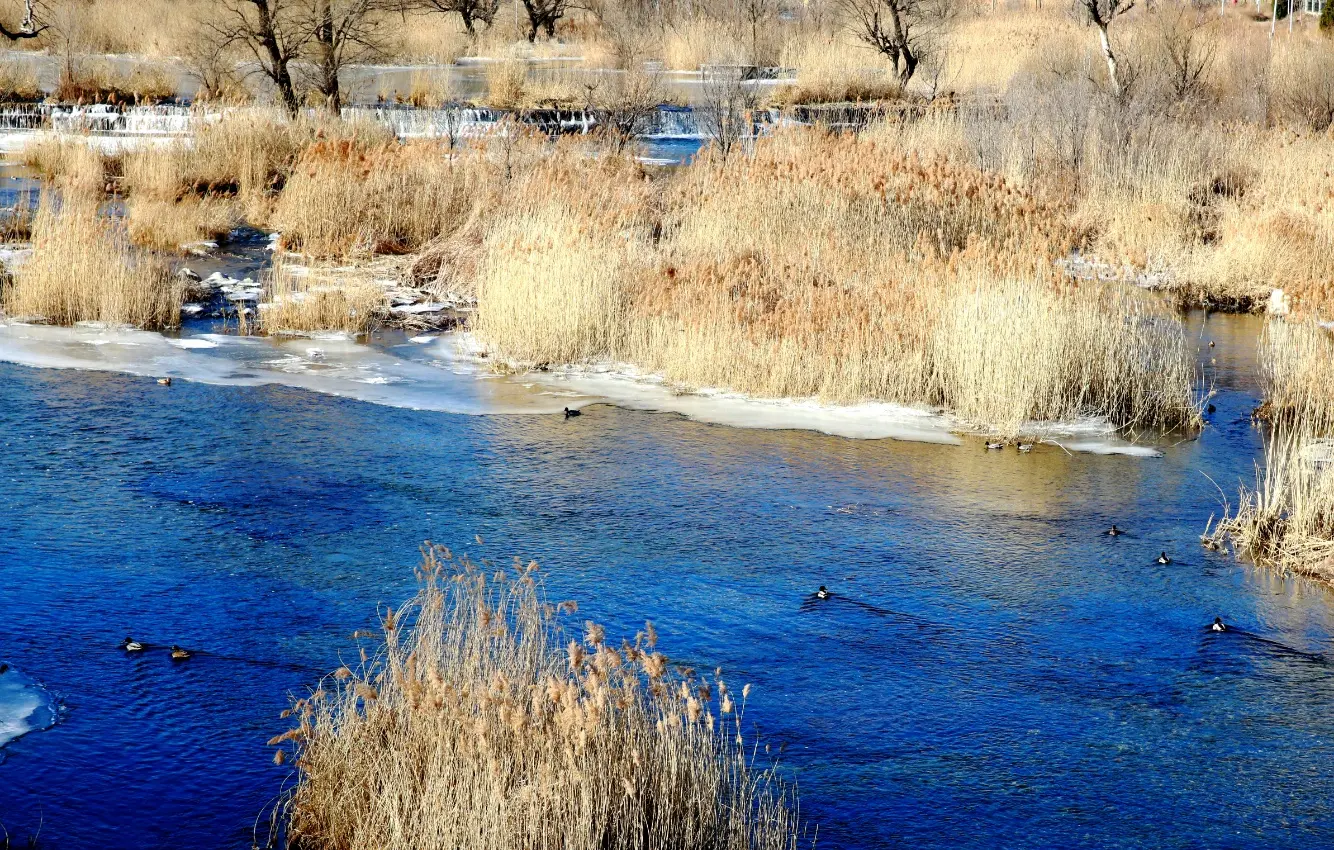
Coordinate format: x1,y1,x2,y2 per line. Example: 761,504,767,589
1,310,1333,849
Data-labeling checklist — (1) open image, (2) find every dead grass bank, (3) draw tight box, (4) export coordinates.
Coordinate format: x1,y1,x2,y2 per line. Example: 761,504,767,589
471,130,1198,437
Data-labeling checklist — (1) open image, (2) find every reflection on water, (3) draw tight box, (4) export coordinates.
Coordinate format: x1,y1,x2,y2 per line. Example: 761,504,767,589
2,311,1334,849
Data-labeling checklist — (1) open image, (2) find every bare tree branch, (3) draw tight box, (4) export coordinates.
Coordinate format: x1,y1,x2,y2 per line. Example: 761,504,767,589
207,0,310,115
836,0,955,87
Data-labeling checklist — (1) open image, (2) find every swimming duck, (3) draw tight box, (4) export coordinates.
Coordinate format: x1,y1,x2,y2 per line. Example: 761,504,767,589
1017,443,1034,453
1106,525,1123,537
985,441,1003,450
157,377,172,386
816,586,830,600
1211,616,1227,632
122,636,144,652
1207,404,1216,413
1156,552,1172,565
170,645,192,661
564,407,581,419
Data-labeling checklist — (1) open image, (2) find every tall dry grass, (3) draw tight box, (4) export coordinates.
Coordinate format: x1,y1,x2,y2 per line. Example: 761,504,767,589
471,129,1198,436
1,193,179,329
278,545,805,850
273,139,484,259
1210,320,1334,585
115,111,396,241
776,34,902,105
258,261,387,336
22,137,109,199
474,145,650,363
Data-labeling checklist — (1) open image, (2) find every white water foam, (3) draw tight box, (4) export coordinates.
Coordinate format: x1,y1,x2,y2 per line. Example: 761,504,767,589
0,322,1163,454
0,665,57,753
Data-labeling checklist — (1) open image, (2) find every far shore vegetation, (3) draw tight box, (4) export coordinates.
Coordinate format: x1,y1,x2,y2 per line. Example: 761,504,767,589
0,0,1333,581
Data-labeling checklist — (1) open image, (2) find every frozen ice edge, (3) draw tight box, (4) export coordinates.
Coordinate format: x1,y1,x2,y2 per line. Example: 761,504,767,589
0,665,58,755
0,322,1162,456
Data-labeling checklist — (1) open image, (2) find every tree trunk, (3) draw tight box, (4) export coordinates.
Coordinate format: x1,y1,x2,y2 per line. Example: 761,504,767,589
461,7,476,34
543,16,556,37
254,0,300,115
316,0,340,114
885,2,916,86
1096,21,1122,98
896,48,917,86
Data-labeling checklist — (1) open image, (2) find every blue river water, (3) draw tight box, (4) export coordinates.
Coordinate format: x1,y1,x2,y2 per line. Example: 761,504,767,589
2,311,1333,849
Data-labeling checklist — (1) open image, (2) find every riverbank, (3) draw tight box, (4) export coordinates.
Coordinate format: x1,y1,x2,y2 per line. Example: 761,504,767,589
4,117,1206,442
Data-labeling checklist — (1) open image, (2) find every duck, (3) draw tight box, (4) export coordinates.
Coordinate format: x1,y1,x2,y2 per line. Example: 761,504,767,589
157,377,172,386
1017,443,1034,453
816,585,831,600
122,636,144,652
985,441,1003,450
170,645,192,661
1106,525,1124,537
1207,403,1216,414
1209,340,1215,348
1156,552,1172,565
564,407,581,419
1211,616,1227,633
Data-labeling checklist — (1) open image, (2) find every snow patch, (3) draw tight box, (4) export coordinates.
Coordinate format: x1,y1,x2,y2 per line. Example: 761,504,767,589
0,665,58,754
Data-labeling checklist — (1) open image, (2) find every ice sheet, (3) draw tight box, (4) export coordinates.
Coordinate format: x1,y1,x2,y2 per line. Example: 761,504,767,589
0,665,57,754
0,323,1166,454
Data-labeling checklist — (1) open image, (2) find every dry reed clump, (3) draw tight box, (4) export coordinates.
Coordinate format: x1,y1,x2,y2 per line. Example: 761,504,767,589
118,112,396,240
776,35,903,105
258,260,387,336
1257,319,1334,437
485,57,530,109
0,60,43,103
1209,320,1334,585
125,196,237,252
21,137,109,199
662,19,748,70
56,59,178,104
272,140,486,259
930,276,1198,434
1,193,179,329
468,128,1197,435
278,545,804,850
627,130,1178,431
1209,429,1334,586
474,145,652,364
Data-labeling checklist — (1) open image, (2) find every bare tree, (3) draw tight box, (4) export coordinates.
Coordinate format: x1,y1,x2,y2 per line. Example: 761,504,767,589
698,68,759,158
411,0,499,36
738,0,779,65
520,0,569,41
1270,41,1334,132
0,0,45,40
1076,0,1135,98
594,68,665,153
1146,7,1217,109
210,0,310,115
836,0,955,87
181,35,251,103
306,0,392,113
